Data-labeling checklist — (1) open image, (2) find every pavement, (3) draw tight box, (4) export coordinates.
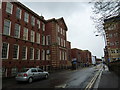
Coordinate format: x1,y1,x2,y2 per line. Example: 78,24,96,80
97,64,120,89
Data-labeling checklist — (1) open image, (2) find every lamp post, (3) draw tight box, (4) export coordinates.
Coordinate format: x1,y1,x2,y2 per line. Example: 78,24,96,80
95,32,109,64
95,32,107,46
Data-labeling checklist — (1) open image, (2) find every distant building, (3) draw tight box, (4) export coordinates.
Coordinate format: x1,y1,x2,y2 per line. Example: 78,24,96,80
82,50,92,65
92,56,96,65
104,15,120,62
71,48,82,67
71,48,92,68
96,58,102,64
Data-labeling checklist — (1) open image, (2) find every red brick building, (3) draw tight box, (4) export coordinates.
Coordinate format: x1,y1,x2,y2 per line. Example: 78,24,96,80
1,2,71,77
104,15,120,62
71,48,92,67
71,48,83,66
82,50,92,65
46,18,69,70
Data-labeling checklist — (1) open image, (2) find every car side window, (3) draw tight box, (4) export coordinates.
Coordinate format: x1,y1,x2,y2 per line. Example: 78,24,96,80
38,69,43,72
31,69,37,72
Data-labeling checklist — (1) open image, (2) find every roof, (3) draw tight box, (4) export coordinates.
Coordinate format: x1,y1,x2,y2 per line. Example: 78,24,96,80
56,17,68,31
71,48,83,51
12,1,68,30
46,17,68,31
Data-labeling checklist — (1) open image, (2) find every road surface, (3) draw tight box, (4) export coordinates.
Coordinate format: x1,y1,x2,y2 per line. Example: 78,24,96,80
2,65,101,89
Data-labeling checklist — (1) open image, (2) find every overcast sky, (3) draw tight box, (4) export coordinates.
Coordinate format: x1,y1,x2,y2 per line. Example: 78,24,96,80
18,1,105,58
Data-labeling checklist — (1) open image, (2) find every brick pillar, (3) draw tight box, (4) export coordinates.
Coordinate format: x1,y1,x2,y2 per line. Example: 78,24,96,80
51,21,59,70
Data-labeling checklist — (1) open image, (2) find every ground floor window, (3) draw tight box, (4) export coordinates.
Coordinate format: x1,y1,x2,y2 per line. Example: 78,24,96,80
2,68,7,77
11,67,18,76
2,42,9,59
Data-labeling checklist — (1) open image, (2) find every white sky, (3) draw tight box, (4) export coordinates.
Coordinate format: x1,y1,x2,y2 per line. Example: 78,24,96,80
18,1,105,58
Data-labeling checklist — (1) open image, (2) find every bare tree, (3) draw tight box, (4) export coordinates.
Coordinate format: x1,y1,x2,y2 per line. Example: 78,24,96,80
90,0,120,34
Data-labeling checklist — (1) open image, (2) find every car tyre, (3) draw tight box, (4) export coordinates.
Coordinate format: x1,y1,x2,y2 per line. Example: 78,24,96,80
45,74,48,79
28,77,33,83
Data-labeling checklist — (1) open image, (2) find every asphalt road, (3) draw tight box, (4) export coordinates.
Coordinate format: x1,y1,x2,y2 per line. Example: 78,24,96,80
2,66,100,89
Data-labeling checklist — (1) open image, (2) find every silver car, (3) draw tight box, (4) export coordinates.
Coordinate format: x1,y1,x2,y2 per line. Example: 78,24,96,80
15,68,49,83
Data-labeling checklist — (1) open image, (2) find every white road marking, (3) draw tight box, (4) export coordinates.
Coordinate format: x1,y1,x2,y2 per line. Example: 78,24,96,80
85,65,103,90
55,84,67,88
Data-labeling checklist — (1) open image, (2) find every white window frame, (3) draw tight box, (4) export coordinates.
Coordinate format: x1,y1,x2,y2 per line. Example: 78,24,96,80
58,37,60,45
16,7,22,19
2,42,9,59
13,44,19,59
46,36,48,45
36,49,40,60
46,54,49,60
46,35,50,45
42,22,45,31
24,12,29,23
64,40,66,47
37,20,40,29
46,50,50,60
3,19,11,36
14,23,20,38
22,46,27,60
58,26,60,33
6,2,13,14
36,33,40,44
31,16,35,26
42,35,45,45
23,27,28,40
30,47,34,60
61,38,63,47
62,51,64,60
61,28,62,34
63,30,65,36
30,30,35,42
11,67,18,76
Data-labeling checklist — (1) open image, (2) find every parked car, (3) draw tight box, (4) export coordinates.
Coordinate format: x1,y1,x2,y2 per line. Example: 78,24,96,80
15,68,49,83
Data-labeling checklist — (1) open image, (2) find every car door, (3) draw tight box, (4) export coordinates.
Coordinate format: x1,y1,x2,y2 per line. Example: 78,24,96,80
31,68,39,80
37,69,44,79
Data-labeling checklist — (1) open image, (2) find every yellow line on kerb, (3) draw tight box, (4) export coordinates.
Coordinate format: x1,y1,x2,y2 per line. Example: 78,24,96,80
85,68,102,90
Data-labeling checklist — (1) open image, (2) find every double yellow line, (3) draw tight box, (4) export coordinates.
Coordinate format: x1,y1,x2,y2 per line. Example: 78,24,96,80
85,69,103,90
